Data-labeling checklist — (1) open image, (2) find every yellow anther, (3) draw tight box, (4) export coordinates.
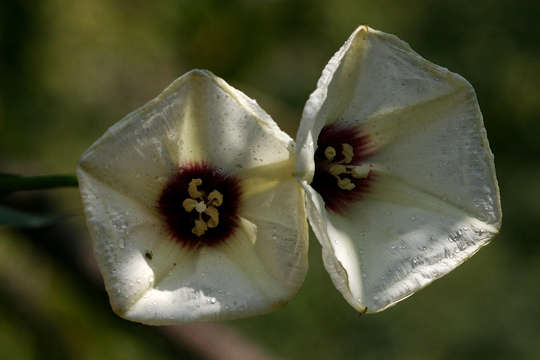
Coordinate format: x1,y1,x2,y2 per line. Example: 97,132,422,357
182,198,198,212
338,177,356,190
324,146,336,161
205,206,220,228
351,164,370,179
188,178,204,199
329,164,347,176
208,190,223,207
342,144,354,164
192,217,208,237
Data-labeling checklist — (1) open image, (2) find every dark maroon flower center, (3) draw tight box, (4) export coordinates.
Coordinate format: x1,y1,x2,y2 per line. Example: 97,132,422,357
158,163,241,249
311,124,375,214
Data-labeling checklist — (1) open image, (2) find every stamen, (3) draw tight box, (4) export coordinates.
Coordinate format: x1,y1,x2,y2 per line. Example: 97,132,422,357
192,217,208,237
208,190,223,207
182,198,198,212
329,164,347,176
188,178,204,199
205,206,219,228
337,177,355,190
324,146,337,161
341,143,354,164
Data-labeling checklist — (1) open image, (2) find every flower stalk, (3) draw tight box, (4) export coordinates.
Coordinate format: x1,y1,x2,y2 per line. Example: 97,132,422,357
0,174,79,196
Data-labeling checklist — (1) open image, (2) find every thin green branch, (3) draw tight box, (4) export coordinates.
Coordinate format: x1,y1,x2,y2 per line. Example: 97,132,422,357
0,174,78,196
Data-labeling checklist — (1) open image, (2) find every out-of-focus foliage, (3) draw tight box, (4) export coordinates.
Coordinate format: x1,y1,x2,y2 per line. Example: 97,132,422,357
1,0,539,359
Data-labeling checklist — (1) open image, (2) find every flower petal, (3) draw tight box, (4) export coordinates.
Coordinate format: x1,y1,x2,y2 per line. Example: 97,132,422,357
78,70,214,209
240,176,309,287
78,70,308,323
296,26,501,312
123,211,307,324
365,86,500,225
202,76,295,174
304,174,498,312
77,171,185,315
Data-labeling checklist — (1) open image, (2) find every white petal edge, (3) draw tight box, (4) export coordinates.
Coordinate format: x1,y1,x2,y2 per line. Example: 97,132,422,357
295,26,501,312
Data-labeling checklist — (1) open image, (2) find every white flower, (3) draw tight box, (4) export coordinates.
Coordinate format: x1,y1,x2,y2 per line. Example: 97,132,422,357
77,70,308,324
295,26,502,313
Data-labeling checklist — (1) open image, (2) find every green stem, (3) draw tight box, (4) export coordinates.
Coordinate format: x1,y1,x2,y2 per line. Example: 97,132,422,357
0,174,78,196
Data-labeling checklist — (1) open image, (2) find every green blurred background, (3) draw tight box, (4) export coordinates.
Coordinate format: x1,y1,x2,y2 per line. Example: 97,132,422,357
1,1,539,359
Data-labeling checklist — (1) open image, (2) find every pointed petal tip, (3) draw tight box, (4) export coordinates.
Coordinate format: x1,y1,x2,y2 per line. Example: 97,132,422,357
173,68,217,88
182,69,223,84
356,24,372,34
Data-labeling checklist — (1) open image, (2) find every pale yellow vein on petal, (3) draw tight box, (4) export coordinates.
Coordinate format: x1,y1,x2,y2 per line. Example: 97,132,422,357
320,28,368,127
208,75,293,148
176,72,210,163
360,86,469,151
77,166,161,221
196,71,294,174
239,181,303,232
150,247,198,291
364,171,498,230
219,217,289,301
236,158,295,200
